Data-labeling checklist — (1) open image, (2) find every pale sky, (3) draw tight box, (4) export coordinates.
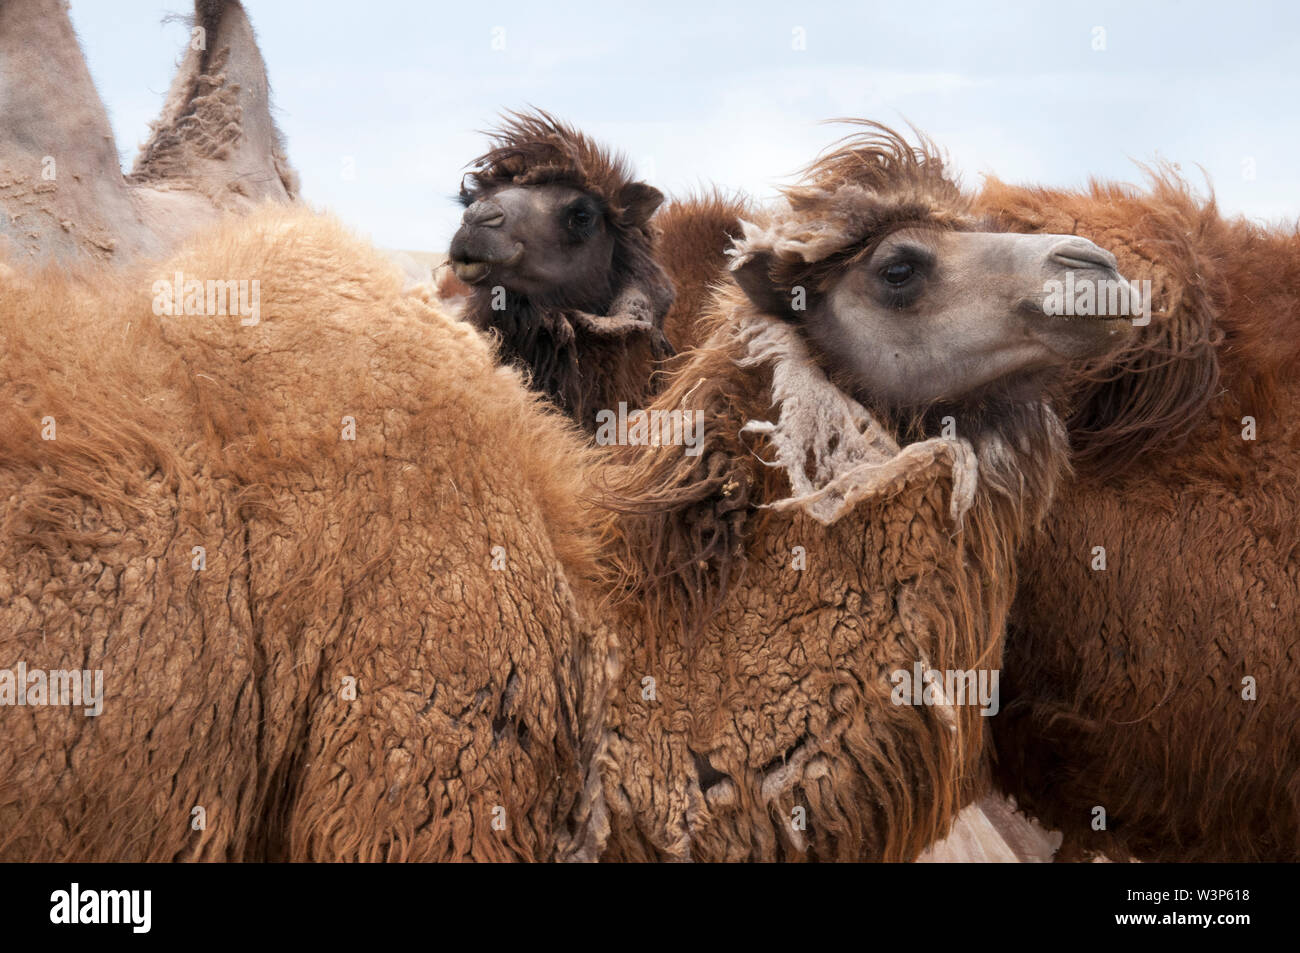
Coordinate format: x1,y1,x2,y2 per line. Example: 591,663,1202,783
69,0,1300,252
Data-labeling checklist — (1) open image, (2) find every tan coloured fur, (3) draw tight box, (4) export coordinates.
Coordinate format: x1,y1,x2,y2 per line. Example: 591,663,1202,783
0,207,610,861
1,126,1081,862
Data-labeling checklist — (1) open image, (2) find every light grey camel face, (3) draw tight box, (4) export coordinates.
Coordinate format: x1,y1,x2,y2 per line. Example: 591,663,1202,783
736,227,1137,408
449,182,661,309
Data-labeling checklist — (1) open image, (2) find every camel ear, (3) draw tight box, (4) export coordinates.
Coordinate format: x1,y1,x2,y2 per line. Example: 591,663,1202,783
617,182,665,226
732,251,798,319
132,0,298,200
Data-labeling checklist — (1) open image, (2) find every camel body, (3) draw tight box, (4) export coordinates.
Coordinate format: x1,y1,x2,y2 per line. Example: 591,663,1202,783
977,177,1300,861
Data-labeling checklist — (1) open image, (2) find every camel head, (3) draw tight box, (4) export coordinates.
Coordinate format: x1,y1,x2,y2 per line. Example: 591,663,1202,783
730,123,1137,414
449,110,669,315
445,110,677,430
0,0,297,265
451,181,618,308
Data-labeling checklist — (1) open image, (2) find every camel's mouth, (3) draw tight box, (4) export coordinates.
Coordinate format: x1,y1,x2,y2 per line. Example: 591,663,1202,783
1017,292,1142,331
449,244,524,285
451,260,490,283
1019,300,1137,328
1043,309,1142,338
1024,312,1137,367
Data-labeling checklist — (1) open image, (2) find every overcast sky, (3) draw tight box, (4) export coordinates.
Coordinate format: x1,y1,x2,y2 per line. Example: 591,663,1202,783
69,0,1300,252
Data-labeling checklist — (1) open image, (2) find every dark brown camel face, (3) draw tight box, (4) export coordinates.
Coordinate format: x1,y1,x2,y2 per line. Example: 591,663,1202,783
449,183,621,311
737,226,1137,408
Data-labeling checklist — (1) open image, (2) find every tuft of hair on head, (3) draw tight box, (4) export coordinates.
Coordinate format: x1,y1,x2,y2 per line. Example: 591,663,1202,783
799,119,959,197
727,119,976,320
460,107,663,233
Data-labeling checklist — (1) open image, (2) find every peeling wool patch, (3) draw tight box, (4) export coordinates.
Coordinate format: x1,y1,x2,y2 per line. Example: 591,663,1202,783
733,311,978,526
731,194,873,266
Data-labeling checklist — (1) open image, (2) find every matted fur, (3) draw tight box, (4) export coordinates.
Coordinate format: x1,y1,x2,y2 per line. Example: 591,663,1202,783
459,110,674,429
1,123,1099,864
130,0,299,201
733,315,978,527
595,285,1067,860
464,111,637,219
0,0,296,265
589,125,1072,859
0,201,1055,864
976,173,1300,861
0,207,612,861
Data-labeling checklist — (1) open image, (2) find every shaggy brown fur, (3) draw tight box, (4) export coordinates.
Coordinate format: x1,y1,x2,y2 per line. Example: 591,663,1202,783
1,129,1081,865
654,191,751,352
593,286,1066,861
0,208,611,861
458,111,674,430
588,129,1074,860
976,174,1300,861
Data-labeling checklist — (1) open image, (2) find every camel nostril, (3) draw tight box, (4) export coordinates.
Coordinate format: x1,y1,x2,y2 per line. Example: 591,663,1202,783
1047,239,1117,272
463,201,505,228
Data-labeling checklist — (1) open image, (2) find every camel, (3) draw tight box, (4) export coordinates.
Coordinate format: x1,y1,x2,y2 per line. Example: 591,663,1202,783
974,172,1300,862
447,118,764,430
589,124,1136,860
448,110,676,431
0,0,297,265
0,208,613,861
0,124,1133,862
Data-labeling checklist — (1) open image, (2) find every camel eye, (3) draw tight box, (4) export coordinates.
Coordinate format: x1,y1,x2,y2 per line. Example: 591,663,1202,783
567,205,596,233
882,262,915,286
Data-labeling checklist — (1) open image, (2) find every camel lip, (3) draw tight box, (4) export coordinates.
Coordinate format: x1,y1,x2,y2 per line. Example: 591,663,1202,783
1029,320,1136,365
1047,312,1137,328
448,244,524,284
450,260,491,284
1017,296,1142,329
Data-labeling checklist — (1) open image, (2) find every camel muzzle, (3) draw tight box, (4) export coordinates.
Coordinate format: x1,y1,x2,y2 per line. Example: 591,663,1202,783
448,227,524,284
461,199,506,228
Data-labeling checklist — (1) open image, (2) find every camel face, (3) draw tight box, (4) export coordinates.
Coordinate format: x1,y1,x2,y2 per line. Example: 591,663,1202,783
449,110,674,429
450,183,620,311
740,226,1136,409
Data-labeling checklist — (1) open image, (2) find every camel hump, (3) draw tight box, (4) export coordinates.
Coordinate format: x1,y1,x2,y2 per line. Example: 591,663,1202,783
131,0,299,204
0,0,134,262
